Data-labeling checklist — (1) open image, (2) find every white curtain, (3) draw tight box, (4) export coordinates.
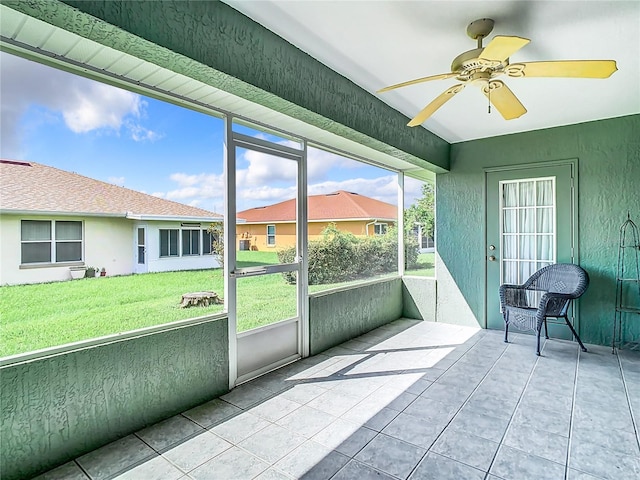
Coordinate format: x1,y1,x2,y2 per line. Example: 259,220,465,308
504,183,518,207
502,179,554,284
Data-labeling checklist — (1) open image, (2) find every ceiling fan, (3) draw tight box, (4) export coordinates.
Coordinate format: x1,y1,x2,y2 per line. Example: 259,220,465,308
378,18,617,126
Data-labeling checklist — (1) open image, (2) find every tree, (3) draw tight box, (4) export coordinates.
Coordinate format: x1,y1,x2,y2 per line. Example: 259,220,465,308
404,182,435,240
207,223,224,269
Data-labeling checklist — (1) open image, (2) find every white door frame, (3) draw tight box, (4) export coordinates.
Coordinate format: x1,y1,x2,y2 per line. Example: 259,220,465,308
134,225,148,274
484,159,579,333
224,117,308,388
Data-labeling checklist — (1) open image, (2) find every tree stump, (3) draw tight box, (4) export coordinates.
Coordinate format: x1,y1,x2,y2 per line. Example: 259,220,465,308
180,292,223,308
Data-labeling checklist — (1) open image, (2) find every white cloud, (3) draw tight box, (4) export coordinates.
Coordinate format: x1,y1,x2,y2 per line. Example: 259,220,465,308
108,176,126,186
165,173,225,200
307,147,363,183
236,149,297,186
309,175,399,205
127,121,163,142
153,134,424,212
169,172,211,187
404,176,431,206
166,186,203,200
61,83,141,133
239,185,297,204
161,172,225,212
0,52,161,158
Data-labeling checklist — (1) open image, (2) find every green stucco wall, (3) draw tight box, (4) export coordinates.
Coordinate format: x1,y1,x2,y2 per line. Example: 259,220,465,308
437,114,640,345
402,277,437,321
0,318,229,480
309,278,403,355
3,0,449,171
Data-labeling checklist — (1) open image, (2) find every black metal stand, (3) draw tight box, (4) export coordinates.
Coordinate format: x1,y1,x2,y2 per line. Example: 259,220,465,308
612,213,640,353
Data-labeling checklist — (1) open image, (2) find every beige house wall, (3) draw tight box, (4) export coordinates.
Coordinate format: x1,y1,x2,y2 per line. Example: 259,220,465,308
236,220,395,251
1,215,220,285
0,214,133,286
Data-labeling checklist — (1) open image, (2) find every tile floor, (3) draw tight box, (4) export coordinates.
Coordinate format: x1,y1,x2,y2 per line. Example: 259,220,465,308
35,320,640,480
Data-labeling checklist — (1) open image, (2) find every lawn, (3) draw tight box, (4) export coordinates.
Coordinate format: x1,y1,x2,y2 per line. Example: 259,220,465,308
406,252,435,277
0,251,276,356
0,251,434,357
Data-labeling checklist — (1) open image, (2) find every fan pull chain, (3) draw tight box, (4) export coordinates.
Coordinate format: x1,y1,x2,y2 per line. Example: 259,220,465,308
488,85,491,114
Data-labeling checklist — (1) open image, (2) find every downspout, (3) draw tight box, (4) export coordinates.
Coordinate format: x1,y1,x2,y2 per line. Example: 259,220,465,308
365,219,378,236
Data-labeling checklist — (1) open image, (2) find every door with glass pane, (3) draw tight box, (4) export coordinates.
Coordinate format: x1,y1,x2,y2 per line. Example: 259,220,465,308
135,226,147,273
486,164,575,338
228,125,307,384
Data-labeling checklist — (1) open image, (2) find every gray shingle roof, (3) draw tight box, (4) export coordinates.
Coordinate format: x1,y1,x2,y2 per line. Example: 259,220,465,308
0,160,221,219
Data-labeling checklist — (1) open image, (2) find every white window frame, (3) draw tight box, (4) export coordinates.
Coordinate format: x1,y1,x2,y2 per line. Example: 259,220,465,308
202,230,213,255
181,229,200,256
159,229,179,258
374,222,388,235
498,176,557,285
266,224,276,247
20,219,83,265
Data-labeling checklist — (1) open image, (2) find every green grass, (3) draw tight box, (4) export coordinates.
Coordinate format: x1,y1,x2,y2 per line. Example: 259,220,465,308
0,250,433,357
0,251,277,356
406,252,435,277
1,268,226,357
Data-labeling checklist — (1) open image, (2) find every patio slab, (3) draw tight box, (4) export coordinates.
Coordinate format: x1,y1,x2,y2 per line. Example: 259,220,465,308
33,319,640,480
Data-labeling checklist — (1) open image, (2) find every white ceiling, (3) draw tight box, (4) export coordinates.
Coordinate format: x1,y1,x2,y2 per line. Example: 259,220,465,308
224,0,640,143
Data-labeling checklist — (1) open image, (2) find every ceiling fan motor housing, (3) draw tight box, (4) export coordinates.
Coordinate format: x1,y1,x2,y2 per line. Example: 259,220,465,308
452,48,508,82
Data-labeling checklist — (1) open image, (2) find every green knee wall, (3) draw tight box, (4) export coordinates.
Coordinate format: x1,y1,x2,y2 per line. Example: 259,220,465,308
0,318,229,480
309,278,403,355
402,277,437,321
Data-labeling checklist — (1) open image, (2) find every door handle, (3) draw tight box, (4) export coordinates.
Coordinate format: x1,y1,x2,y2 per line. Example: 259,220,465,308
488,255,496,261
231,268,267,278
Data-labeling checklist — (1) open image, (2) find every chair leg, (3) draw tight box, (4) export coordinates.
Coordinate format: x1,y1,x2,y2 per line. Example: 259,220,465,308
536,328,541,356
564,316,587,352
544,318,549,339
504,323,509,343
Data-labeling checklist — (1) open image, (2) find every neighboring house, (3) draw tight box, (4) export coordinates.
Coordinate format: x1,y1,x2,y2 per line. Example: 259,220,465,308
409,223,435,252
236,190,397,250
0,160,222,286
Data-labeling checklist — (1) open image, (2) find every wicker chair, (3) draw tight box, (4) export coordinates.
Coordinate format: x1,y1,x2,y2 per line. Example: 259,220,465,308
499,263,589,355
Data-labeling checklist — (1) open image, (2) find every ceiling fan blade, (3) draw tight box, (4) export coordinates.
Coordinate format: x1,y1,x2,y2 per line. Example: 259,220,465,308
377,73,458,93
511,60,618,78
480,35,530,62
483,81,526,120
407,84,465,126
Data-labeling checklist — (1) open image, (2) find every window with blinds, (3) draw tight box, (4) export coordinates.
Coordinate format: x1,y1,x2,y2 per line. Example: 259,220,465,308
21,220,82,264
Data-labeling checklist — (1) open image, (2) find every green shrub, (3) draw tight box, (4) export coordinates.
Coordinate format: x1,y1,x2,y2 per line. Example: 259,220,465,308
277,247,297,284
279,223,418,285
404,235,419,270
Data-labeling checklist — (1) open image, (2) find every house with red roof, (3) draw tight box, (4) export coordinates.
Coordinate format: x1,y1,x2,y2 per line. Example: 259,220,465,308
236,190,397,251
0,160,222,285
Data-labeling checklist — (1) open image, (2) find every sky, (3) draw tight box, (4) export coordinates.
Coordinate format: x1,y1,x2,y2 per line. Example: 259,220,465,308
0,52,427,214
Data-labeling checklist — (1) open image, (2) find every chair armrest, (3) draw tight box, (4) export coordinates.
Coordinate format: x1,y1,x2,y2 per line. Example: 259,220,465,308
500,284,529,308
499,284,524,298
538,292,574,316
